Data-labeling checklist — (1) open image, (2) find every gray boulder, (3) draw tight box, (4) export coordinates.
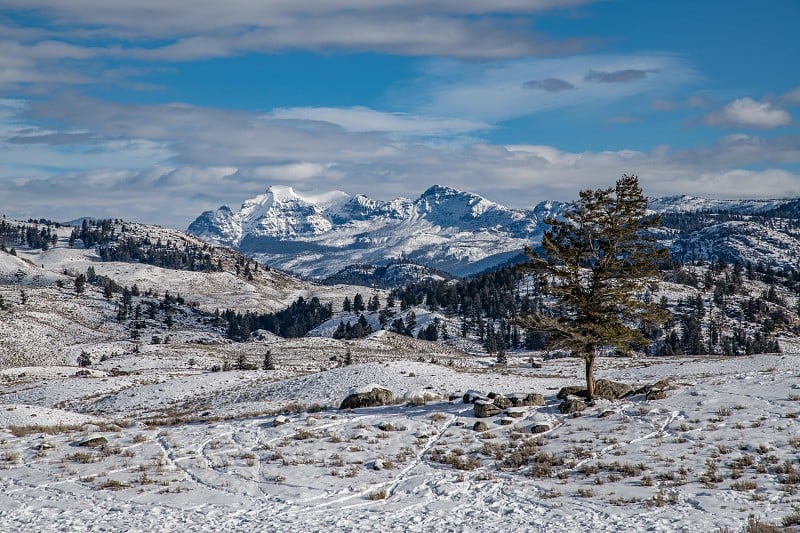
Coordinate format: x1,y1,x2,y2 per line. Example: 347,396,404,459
530,424,550,434
492,395,512,410
557,386,586,400
558,398,587,414
473,421,489,432
594,379,633,400
340,384,394,409
556,379,633,401
474,400,503,418
463,390,485,404
77,435,108,448
646,389,668,401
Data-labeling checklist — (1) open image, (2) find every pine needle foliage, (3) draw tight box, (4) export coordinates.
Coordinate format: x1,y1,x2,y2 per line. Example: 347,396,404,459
519,175,669,402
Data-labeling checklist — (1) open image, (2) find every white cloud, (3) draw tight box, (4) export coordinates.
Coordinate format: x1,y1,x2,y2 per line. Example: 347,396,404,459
704,97,792,129
267,107,489,137
407,54,697,122
783,86,800,105
0,1,598,61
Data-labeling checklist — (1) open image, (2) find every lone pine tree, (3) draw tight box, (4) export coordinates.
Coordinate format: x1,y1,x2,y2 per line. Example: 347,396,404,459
520,175,668,403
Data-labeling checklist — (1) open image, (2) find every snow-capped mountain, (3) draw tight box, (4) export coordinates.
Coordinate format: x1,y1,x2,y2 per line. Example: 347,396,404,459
188,185,800,279
188,185,547,278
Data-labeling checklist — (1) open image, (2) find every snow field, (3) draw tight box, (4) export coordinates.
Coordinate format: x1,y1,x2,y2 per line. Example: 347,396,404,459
1,355,800,530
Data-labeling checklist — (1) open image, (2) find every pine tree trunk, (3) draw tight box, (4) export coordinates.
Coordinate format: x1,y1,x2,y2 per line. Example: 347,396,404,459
585,352,596,405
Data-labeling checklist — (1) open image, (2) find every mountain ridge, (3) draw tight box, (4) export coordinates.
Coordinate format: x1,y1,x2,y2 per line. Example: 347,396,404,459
188,184,800,279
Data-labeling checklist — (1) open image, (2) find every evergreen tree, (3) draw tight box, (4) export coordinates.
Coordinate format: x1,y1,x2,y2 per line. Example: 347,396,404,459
353,293,365,312
519,175,669,403
74,273,86,295
263,350,275,371
367,294,380,312
77,350,92,367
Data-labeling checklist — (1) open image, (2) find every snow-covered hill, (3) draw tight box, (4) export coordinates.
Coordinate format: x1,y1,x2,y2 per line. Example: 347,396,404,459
188,185,800,280
188,185,546,278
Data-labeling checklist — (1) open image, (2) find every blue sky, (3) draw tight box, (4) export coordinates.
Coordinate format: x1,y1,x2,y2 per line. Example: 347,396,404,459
0,0,799,227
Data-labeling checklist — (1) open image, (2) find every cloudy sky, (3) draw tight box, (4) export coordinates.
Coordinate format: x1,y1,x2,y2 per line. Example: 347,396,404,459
1,0,799,228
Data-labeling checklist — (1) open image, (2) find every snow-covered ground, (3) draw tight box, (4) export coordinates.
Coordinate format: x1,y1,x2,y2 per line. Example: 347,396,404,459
2,351,800,531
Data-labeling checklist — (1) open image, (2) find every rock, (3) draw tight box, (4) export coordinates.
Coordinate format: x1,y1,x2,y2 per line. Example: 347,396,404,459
372,458,384,470
558,398,587,415
594,379,633,401
646,389,668,401
77,435,108,448
473,421,489,432
599,410,615,418
273,415,290,427
557,386,586,400
506,392,545,407
377,421,395,431
36,440,55,451
556,380,633,401
631,378,674,398
473,400,503,418
340,384,394,409
530,424,550,434
506,409,525,418
463,390,484,404
449,392,462,402
523,393,545,407
492,395,512,409
500,417,515,426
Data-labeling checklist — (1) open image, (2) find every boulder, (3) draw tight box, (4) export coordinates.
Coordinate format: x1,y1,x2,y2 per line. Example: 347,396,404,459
556,380,633,401
463,390,484,404
530,424,550,434
594,379,633,401
558,398,587,415
273,415,290,427
646,389,668,401
77,435,108,448
557,386,586,400
340,384,394,409
492,395,512,410
506,409,525,418
521,393,545,407
473,400,503,418
499,417,515,426
473,421,489,432
631,378,674,398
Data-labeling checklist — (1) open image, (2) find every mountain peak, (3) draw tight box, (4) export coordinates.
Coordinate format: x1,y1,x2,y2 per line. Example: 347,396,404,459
421,184,467,198
266,185,299,202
